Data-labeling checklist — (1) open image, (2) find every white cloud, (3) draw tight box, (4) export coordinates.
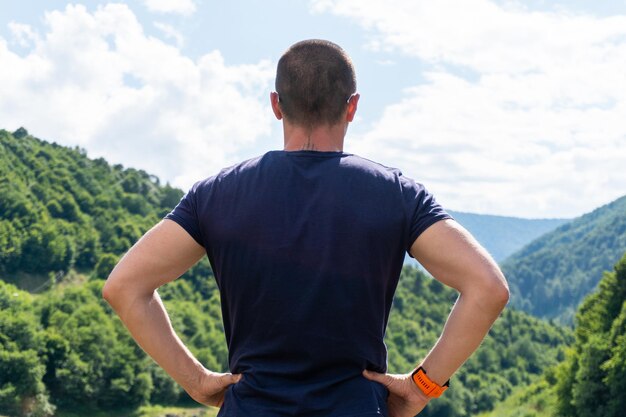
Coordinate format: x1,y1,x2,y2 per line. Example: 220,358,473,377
153,21,184,47
0,3,274,189
375,59,395,66
140,0,196,16
314,0,626,218
7,22,39,47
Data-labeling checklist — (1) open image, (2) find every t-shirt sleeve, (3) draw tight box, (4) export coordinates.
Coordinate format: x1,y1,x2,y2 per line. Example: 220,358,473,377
402,177,453,256
163,182,204,248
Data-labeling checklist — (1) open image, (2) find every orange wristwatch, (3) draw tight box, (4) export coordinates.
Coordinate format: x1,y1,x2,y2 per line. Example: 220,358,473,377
410,367,449,398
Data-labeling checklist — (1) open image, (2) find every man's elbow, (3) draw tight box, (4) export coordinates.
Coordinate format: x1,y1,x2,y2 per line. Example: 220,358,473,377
484,272,510,312
102,271,128,312
101,276,119,305
492,279,510,310
102,269,155,316
466,270,510,314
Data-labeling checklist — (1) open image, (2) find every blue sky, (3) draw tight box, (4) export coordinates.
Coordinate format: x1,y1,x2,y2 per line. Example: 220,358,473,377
1,0,625,218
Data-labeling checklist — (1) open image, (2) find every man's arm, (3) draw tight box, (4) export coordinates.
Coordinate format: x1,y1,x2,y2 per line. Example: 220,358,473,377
102,219,241,407
409,218,509,384
364,219,509,416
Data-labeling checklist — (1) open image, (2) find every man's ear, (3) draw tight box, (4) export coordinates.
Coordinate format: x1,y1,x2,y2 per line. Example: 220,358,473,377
346,93,360,122
270,92,283,120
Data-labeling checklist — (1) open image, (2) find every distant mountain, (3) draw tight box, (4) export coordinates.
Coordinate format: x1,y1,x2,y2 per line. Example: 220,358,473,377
501,195,626,323
449,210,569,262
404,211,568,267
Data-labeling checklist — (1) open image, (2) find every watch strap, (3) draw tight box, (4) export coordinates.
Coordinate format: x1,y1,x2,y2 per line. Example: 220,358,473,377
410,366,449,398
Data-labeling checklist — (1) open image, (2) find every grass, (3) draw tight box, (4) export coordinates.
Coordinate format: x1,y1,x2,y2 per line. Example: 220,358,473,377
53,404,218,417
475,379,558,417
4,268,90,294
133,404,218,417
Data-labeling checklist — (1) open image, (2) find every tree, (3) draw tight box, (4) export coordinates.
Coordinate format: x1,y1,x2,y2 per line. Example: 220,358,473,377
0,281,55,417
93,253,119,280
555,252,626,417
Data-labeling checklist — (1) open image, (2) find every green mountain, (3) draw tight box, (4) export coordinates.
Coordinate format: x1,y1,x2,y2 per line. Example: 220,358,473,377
449,210,568,262
0,128,572,417
403,211,568,267
501,195,626,323
0,127,184,288
553,252,626,417
477,252,626,417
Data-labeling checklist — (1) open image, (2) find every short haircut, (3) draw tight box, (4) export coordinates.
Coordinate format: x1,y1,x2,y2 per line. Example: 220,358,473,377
275,39,356,127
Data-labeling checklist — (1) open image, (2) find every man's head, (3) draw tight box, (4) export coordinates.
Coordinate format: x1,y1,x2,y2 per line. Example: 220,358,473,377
274,39,357,128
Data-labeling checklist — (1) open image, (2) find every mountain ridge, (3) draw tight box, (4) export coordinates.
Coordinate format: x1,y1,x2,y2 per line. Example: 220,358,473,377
501,194,626,323
448,210,569,262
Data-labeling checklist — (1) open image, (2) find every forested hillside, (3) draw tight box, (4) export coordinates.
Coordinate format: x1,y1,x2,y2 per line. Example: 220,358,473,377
477,253,626,417
501,195,626,323
0,129,572,417
449,211,568,262
0,128,183,288
554,252,626,416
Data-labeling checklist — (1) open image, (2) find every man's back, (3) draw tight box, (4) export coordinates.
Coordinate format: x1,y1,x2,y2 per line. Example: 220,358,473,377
104,40,508,417
166,150,450,416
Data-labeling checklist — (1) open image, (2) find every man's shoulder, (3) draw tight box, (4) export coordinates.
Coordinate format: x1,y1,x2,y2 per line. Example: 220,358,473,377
342,154,426,191
342,153,403,176
213,151,404,177
191,153,270,188
219,153,267,177
190,151,420,191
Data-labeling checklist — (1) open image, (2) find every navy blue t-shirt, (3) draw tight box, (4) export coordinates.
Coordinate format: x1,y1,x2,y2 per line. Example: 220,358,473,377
165,150,451,417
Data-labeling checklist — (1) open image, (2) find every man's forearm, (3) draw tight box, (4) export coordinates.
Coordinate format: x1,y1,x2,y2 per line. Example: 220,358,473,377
416,289,507,386
105,289,206,396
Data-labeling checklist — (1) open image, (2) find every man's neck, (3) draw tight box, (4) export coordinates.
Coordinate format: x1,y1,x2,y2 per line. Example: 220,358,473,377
282,121,347,152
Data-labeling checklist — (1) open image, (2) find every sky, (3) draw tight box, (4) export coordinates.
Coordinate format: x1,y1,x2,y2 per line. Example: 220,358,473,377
1,0,625,219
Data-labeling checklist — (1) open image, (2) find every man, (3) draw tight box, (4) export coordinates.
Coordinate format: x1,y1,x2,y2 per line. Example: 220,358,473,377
103,39,509,417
